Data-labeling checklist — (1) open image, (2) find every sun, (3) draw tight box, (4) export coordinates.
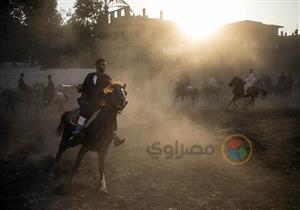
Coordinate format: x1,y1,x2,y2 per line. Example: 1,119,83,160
164,0,243,39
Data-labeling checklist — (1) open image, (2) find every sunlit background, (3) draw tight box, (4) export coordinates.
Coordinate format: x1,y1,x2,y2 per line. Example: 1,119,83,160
58,0,299,39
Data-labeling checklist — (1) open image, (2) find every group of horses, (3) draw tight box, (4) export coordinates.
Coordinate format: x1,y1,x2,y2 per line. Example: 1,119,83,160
173,74,295,109
0,83,69,114
256,75,294,97
173,79,224,104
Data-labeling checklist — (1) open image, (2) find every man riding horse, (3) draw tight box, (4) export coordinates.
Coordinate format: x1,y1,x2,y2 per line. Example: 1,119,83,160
227,68,267,108
53,67,128,193
73,58,125,146
244,68,256,94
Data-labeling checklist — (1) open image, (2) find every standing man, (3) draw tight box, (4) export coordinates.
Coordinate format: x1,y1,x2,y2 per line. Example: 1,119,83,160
286,72,294,97
277,72,287,87
44,74,55,103
73,58,125,146
18,73,31,94
244,68,256,94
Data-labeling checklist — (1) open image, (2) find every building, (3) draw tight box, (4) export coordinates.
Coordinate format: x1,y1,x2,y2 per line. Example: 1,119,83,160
211,20,300,71
217,20,283,52
95,7,181,66
96,5,299,72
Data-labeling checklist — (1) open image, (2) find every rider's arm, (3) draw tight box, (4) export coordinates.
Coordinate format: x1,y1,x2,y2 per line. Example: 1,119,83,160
245,74,253,82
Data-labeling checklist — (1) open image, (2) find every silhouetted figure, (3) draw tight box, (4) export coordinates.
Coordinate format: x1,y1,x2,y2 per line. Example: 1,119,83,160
262,74,275,95
44,75,55,103
18,73,31,94
277,72,286,85
286,73,294,97
264,74,272,87
277,72,287,97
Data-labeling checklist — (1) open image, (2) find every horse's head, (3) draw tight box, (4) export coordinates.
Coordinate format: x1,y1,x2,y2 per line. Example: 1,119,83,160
228,76,245,88
103,82,128,113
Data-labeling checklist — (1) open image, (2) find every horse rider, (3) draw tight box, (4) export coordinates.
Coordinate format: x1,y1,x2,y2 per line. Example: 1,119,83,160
73,58,125,146
207,77,219,89
44,74,55,103
244,68,256,94
286,72,294,96
18,73,31,95
277,72,287,88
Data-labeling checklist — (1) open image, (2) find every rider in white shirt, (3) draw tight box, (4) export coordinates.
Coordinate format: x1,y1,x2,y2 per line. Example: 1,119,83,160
244,69,256,94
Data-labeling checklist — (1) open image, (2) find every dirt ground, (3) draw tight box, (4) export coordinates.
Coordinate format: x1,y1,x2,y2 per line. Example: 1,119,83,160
0,100,300,210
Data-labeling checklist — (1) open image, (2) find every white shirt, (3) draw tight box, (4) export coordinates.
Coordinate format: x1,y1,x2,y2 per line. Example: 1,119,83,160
93,75,97,85
245,73,256,85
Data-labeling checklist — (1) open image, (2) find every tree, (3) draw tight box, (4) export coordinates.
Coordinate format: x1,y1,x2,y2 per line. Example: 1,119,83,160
0,0,63,64
0,0,29,61
73,0,104,28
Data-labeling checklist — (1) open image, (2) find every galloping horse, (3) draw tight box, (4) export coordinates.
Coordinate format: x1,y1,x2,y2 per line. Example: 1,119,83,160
186,86,199,104
174,82,199,104
53,82,128,193
227,77,267,108
174,82,187,102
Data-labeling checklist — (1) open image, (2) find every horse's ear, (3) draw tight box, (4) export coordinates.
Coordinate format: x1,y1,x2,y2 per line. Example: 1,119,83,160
122,83,126,89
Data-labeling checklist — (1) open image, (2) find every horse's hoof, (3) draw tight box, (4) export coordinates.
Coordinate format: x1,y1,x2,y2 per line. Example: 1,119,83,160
99,186,108,194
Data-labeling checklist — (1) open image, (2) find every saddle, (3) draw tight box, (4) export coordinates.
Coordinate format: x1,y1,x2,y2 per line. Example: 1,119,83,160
69,108,80,126
69,108,102,128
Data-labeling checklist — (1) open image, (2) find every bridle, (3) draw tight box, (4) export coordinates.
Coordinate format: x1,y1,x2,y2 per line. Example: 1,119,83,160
102,83,128,114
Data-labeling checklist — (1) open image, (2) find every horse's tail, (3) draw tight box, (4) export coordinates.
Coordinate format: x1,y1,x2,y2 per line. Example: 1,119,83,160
56,110,71,137
259,88,268,97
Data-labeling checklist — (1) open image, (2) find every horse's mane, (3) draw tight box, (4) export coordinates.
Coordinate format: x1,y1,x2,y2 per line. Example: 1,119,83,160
103,81,124,94
234,76,245,84
110,81,124,89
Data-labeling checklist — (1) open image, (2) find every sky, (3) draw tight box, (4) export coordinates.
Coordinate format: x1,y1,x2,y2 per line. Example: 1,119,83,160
57,0,299,36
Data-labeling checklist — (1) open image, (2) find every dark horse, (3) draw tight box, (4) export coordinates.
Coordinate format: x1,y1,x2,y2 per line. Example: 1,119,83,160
53,82,128,193
227,77,267,108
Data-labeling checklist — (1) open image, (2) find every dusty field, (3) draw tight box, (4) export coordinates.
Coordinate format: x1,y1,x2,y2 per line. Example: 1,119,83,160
0,102,300,210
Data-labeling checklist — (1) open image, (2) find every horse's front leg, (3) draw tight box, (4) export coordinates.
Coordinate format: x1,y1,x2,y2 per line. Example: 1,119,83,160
68,146,88,183
98,147,108,194
52,137,68,177
233,101,238,109
226,97,234,108
244,97,255,109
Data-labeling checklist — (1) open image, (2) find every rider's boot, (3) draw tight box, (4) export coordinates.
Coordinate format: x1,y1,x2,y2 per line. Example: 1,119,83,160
113,131,125,147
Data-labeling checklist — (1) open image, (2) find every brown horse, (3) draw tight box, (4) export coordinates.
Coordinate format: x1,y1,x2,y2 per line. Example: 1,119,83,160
53,82,128,193
227,77,267,108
